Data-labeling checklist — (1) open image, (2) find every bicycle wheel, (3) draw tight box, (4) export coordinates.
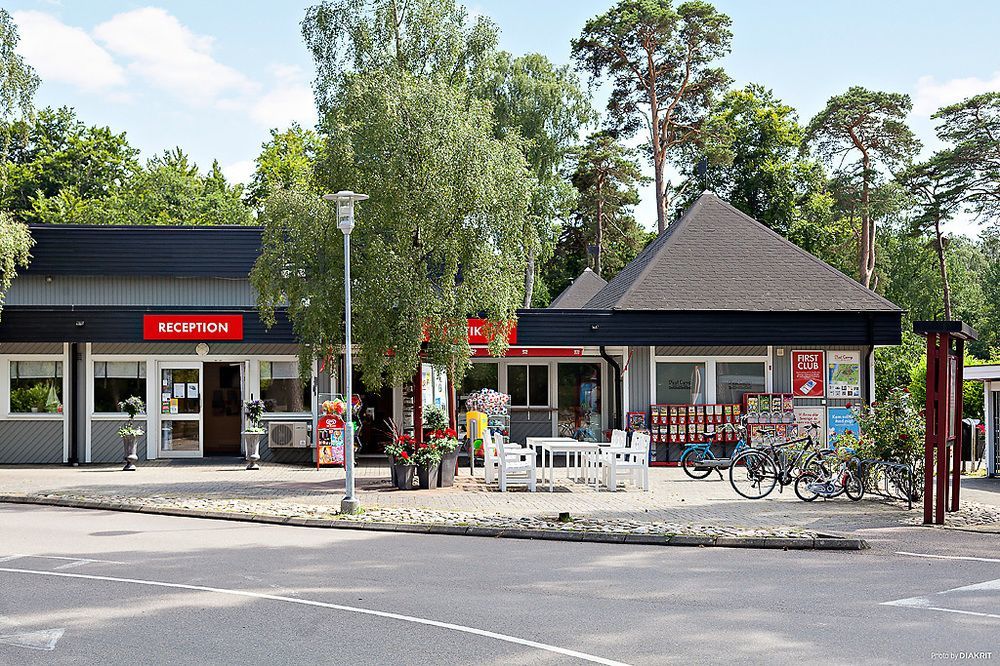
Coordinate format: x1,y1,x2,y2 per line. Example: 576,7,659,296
680,448,713,480
801,449,833,477
729,449,778,499
794,471,820,502
844,467,865,501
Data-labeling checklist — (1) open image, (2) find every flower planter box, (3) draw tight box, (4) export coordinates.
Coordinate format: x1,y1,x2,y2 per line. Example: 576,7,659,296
417,463,440,489
438,449,459,487
390,460,416,490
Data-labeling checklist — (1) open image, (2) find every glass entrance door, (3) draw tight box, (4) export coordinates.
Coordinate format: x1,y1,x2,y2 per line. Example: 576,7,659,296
158,363,202,457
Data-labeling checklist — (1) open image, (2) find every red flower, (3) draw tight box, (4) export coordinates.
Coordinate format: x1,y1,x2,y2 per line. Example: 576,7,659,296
899,433,909,440
903,387,910,393
445,428,457,438
399,451,409,460
846,402,853,409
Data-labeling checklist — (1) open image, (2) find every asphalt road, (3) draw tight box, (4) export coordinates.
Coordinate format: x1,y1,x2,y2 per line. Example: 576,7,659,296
0,505,997,665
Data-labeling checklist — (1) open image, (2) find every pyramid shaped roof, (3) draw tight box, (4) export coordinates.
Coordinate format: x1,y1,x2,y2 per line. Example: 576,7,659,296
548,268,608,309
585,192,901,313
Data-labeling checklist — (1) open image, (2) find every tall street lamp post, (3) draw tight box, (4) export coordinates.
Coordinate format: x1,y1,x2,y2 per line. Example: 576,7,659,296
324,190,369,515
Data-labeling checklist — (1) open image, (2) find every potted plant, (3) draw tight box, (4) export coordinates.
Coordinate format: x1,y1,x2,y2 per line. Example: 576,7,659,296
414,439,443,489
117,396,145,471
430,428,461,487
384,431,417,490
243,399,266,470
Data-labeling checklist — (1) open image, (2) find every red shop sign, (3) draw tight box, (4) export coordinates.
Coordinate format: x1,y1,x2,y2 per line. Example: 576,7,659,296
472,347,583,357
143,314,244,341
467,318,517,345
791,350,825,398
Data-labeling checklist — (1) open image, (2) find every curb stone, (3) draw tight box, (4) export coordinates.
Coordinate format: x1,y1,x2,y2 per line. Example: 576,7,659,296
0,494,866,551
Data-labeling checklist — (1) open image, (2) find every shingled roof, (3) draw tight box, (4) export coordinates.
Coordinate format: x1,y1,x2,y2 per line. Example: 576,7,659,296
548,268,608,309
584,192,902,313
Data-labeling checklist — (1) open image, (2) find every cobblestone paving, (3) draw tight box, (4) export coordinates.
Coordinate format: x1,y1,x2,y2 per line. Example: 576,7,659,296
1,459,997,535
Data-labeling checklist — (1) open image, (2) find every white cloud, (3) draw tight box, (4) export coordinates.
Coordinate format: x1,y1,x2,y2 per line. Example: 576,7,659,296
914,71,1000,116
222,159,255,186
249,64,318,129
93,7,258,106
13,10,125,91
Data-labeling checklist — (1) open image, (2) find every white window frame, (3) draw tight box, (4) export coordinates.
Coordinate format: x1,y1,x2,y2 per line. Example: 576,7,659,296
504,362,551,409
256,357,312,419
649,346,772,405
0,346,71,463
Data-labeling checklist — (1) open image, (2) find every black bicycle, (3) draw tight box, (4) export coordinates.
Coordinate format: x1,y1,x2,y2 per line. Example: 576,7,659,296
728,424,827,499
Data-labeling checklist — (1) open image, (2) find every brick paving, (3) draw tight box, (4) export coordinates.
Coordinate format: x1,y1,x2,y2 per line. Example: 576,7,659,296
2,458,997,534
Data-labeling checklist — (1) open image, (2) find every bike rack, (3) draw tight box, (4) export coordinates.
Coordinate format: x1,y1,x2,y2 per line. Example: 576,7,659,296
859,459,917,510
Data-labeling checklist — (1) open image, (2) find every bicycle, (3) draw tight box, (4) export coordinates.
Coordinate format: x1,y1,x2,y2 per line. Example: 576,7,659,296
727,424,826,499
795,446,864,501
679,416,752,480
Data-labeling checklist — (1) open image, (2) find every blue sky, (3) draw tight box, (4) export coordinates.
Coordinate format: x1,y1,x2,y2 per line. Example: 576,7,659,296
9,0,1000,234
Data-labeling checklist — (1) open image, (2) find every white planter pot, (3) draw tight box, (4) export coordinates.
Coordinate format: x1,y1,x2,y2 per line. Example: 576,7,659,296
242,432,264,470
122,434,139,471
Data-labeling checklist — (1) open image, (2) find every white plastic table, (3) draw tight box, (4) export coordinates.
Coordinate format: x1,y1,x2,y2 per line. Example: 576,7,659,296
525,437,603,492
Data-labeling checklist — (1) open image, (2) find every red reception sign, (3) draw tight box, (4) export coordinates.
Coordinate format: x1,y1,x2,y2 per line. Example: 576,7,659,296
143,314,244,341
791,350,825,397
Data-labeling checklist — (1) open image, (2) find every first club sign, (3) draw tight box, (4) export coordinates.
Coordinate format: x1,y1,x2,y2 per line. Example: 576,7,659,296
143,314,244,341
791,350,825,398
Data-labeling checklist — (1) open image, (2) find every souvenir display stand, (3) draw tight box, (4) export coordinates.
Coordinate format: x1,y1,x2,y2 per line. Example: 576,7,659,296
648,403,742,465
743,393,797,445
316,393,362,468
464,389,511,474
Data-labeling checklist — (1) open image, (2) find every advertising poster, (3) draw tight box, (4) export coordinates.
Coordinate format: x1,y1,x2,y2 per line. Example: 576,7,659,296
186,383,199,399
793,405,827,447
792,350,825,397
827,407,860,443
173,383,186,399
827,351,862,399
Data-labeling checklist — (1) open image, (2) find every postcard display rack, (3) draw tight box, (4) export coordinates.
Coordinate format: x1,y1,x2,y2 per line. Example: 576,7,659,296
743,393,797,445
649,404,742,465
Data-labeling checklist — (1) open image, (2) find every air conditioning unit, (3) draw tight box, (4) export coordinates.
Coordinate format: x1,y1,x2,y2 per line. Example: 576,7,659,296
267,421,310,448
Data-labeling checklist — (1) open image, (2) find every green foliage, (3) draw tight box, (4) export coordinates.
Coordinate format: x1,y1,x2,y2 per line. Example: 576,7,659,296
0,8,38,161
0,212,31,321
253,71,531,389
852,387,925,464
932,92,1000,221
908,353,984,422
246,124,325,209
422,404,448,430
9,383,47,413
116,396,146,438
572,0,733,231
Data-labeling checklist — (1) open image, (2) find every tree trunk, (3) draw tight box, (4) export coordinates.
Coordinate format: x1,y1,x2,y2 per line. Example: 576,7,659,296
652,140,668,234
934,215,952,320
858,153,875,289
523,244,535,308
595,176,604,276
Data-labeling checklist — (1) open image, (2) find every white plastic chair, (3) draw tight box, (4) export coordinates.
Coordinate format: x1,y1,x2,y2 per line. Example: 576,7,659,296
483,429,531,484
496,435,537,492
600,431,650,491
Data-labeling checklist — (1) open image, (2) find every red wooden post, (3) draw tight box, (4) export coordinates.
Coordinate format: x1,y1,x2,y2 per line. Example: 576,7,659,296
951,338,965,512
935,333,950,524
446,371,457,432
923,333,938,525
413,367,423,445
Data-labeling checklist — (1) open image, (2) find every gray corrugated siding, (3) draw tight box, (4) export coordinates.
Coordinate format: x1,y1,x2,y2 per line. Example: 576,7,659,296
6,276,258,307
91,343,299,355
0,420,63,463
772,346,870,406
510,410,553,445
0,342,63,354
91,419,148,463
628,346,650,412
654,346,767,357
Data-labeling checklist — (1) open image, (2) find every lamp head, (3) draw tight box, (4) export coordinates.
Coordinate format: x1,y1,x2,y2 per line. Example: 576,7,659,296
323,191,369,235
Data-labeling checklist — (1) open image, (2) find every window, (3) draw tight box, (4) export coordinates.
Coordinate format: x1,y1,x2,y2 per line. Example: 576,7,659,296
260,361,310,413
94,362,146,413
10,361,63,414
715,362,766,404
508,364,548,407
459,362,498,398
557,363,601,441
655,362,706,404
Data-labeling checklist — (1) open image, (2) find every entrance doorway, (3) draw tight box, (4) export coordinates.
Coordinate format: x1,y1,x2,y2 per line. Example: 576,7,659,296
203,362,243,456
355,372,394,455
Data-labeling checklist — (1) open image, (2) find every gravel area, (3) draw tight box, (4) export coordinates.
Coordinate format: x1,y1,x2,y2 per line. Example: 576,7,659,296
904,500,1000,528
11,492,816,539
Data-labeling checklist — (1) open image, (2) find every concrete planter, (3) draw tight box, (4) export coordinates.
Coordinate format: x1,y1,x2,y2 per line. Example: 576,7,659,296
438,449,459,487
417,463,440,490
122,434,139,471
242,432,264,470
390,460,416,490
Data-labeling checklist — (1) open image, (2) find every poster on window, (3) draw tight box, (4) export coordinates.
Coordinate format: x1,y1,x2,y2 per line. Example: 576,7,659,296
827,407,860,443
793,405,826,447
827,351,861,399
791,350,825,397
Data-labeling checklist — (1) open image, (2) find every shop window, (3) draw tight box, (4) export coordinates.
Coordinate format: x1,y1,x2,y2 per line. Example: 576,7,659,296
557,363,601,441
421,363,449,410
260,361,310,413
655,362,706,404
715,362,767,404
508,364,548,407
10,360,63,414
94,362,146,413
459,362,499,398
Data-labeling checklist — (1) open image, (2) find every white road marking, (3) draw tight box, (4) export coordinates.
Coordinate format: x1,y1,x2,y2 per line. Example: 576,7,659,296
0,628,64,651
896,551,1000,564
0,567,628,665
0,554,124,568
882,576,1000,621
